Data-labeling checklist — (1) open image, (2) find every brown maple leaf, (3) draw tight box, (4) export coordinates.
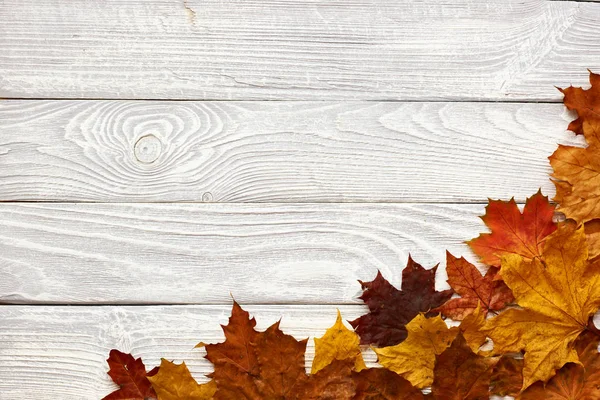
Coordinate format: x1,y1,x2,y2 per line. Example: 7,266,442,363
350,256,453,347
489,356,523,398
520,331,600,399
468,190,557,267
559,70,600,136
353,368,424,400
103,350,158,400
294,361,356,400
435,252,513,320
200,302,359,399
430,333,498,400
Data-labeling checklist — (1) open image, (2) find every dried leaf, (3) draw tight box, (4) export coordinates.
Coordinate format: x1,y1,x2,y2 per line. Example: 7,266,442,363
147,360,216,400
312,310,366,374
353,368,424,400
468,191,556,267
459,303,488,353
436,252,513,320
430,333,498,400
350,256,453,347
374,314,458,388
103,349,158,400
520,331,600,399
293,361,356,400
558,70,600,136
483,224,600,389
490,356,523,397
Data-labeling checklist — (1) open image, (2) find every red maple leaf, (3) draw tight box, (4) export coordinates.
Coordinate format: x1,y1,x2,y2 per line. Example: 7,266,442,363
350,256,453,347
103,350,158,400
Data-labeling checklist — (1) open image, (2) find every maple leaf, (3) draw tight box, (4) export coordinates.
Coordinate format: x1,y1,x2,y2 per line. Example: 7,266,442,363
293,360,356,400
312,310,366,374
435,252,513,320
350,256,453,347
429,333,498,400
489,356,523,397
353,368,424,400
558,70,600,136
483,224,600,389
147,359,216,400
520,331,600,399
103,349,158,400
374,314,458,388
253,321,308,398
458,303,488,353
468,190,557,267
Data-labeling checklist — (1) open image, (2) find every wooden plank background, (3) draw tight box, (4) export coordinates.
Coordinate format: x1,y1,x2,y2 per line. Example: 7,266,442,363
0,0,595,398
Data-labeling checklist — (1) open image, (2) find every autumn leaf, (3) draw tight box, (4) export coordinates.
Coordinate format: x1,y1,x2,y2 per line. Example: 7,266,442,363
435,252,513,320
430,333,498,400
253,321,308,398
353,368,424,400
293,361,356,400
103,349,158,400
468,190,557,267
490,356,523,397
350,256,453,347
312,310,366,374
483,224,600,389
558,70,600,136
147,360,216,400
520,331,600,399
458,303,488,353
374,314,458,388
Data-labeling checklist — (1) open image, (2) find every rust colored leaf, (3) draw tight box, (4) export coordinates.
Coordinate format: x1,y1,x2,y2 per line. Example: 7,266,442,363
350,256,453,347
103,349,158,400
436,252,513,320
468,190,556,267
430,333,498,400
353,368,424,400
559,70,600,136
483,224,600,389
294,361,356,400
147,359,216,400
520,331,600,399
253,321,308,398
490,356,523,397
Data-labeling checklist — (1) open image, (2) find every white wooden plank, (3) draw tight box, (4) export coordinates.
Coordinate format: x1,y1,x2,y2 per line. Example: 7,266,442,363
0,304,513,400
0,100,584,202
0,305,368,399
0,202,489,304
0,0,599,100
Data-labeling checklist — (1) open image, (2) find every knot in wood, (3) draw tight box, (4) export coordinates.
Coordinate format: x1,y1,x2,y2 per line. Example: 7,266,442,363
134,134,162,164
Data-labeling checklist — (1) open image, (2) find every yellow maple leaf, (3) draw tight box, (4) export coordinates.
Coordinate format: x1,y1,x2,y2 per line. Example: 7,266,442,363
483,224,600,390
147,359,217,400
374,314,458,388
311,310,366,374
459,303,488,354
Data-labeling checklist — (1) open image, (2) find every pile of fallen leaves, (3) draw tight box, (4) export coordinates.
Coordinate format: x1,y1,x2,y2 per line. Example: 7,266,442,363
102,72,600,399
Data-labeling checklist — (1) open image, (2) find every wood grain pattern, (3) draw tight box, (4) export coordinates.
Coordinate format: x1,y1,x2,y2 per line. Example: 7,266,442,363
0,100,583,202
0,305,370,399
1,0,599,100
0,202,491,304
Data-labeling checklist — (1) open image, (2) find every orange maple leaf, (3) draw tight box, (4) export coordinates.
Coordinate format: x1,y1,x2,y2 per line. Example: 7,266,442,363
559,70,600,136
468,190,556,267
435,252,513,320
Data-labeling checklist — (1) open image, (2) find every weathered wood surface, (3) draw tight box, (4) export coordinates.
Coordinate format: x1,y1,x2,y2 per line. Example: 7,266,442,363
1,0,599,100
0,305,369,399
0,100,583,202
0,202,490,304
